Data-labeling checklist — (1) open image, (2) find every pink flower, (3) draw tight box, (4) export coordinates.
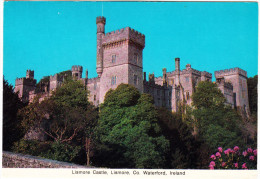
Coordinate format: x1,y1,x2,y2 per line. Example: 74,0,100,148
234,146,239,152
247,148,253,153
229,148,234,154
216,152,221,158
218,147,223,153
210,154,216,160
224,148,232,155
234,163,238,168
253,149,257,156
209,161,215,167
242,163,247,169
224,149,229,155
242,150,248,157
249,155,254,161
209,165,214,170
222,162,226,167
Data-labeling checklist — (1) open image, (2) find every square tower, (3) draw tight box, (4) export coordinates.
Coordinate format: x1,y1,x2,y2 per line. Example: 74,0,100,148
215,68,250,116
97,17,145,103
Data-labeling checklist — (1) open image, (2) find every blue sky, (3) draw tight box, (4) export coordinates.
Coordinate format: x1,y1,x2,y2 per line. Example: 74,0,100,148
3,2,258,86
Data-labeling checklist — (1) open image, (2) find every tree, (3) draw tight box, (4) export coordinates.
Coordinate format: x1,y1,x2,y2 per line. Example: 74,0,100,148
191,81,244,151
18,78,98,165
3,77,25,150
192,81,226,109
156,107,199,169
247,75,257,116
93,84,169,168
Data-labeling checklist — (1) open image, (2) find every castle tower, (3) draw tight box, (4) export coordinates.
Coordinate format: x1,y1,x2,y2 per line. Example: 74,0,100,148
215,68,250,117
98,17,145,103
50,74,63,91
15,69,37,103
96,16,106,77
26,70,34,79
71,65,83,80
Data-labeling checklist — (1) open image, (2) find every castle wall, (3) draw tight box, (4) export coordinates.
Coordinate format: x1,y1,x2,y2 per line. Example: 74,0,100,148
143,81,171,110
87,77,100,106
214,68,250,116
128,65,143,93
15,77,36,103
100,64,129,103
2,151,87,168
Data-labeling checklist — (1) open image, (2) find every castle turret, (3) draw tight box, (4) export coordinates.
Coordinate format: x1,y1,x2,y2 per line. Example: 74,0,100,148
15,69,36,103
175,58,180,85
96,16,106,77
163,68,167,86
71,65,83,79
26,70,34,79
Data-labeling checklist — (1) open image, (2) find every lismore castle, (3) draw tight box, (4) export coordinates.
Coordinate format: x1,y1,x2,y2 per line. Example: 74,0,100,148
15,16,250,116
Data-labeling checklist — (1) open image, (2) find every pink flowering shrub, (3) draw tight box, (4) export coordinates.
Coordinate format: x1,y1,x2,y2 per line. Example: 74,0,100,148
208,146,257,169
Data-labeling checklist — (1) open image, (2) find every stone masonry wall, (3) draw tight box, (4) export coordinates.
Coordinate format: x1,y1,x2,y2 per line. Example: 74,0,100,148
2,151,88,168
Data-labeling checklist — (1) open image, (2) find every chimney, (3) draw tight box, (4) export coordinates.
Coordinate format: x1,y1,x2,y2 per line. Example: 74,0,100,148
175,58,180,72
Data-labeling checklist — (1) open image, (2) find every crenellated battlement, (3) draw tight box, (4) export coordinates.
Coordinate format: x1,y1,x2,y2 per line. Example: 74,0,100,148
71,65,83,72
215,67,247,78
201,71,212,78
102,27,145,47
96,16,106,24
15,77,36,86
26,69,34,79
50,74,63,82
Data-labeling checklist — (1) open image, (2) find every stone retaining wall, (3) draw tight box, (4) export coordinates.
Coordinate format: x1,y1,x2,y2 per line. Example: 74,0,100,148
2,151,88,168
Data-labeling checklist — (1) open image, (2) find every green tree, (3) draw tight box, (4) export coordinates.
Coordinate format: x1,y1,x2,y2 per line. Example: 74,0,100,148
94,84,169,168
156,107,199,169
247,75,257,116
3,78,25,150
191,81,244,150
192,81,226,109
18,78,98,165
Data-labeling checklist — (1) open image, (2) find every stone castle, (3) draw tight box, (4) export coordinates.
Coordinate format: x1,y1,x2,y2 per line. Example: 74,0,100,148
15,16,250,116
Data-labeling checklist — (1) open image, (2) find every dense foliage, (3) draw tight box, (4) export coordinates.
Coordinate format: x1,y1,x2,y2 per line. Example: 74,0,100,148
191,81,244,151
156,107,199,168
93,84,170,168
3,78,25,150
208,146,257,169
247,75,257,116
17,78,98,165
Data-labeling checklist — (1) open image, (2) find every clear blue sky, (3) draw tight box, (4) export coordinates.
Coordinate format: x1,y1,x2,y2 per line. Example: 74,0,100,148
3,2,258,86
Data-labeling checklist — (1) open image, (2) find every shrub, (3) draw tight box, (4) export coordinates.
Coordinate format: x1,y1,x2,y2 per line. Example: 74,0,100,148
208,146,257,169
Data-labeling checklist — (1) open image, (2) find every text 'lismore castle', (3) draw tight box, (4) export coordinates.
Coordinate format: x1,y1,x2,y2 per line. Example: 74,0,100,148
15,16,250,116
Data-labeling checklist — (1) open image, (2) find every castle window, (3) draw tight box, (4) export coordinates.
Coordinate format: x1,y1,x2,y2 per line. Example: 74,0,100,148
171,79,174,85
94,95,96,101
94,83,97,90
112,55,116,63
111,76,117,85
185,77,189,83
134,75,138,85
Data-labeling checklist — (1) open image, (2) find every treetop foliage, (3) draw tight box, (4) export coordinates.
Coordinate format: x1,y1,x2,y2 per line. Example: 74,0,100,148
192,81,226,109
94,84,169,168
